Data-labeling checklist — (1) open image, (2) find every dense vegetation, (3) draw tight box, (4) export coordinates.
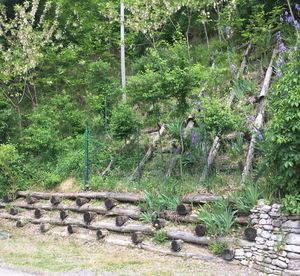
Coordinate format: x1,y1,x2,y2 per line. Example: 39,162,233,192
0,0,299,214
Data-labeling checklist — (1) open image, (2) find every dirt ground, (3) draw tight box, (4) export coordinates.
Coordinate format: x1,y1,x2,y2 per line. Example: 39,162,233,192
0,219,264,276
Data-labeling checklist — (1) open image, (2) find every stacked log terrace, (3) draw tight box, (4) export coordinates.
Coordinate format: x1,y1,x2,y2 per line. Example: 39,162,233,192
0,191,256,263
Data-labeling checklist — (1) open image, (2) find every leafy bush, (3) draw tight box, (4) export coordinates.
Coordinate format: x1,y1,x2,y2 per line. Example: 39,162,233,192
266,46,300,194
197,199,236,236
282,194,300,215
0,144,24,196
110,103,138,141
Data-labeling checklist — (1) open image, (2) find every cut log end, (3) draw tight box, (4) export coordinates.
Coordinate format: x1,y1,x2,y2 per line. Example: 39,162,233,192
40,223,50,233
50,195,61,206
76,197,90,207
171,239,184,252
60,210,69,221
195,224,206,237
244,227,257,242
2,194,13,203
96,229,108,240
104,198,119,210
26,195,38,205
152,218,166,230
115,215,129,227
176,204,192,216
83,212,96,224
34,209,45,219
67,225,77,234
221,249,235,261
9,207,18,216
16,220,25,228
131,231,144,244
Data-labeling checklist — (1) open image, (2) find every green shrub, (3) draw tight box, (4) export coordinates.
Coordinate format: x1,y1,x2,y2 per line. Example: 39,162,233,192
282,194,300,215
153,230,168,244
266,46,300,194
197,199,236,236
208,242,228,256
0,144,24,196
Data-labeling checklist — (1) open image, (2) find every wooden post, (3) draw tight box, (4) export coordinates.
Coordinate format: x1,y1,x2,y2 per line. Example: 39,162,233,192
34,209,45,219
75,197,90,207
104,198,119,210
171,239,184,252
50,195,61,206
131,231,144,244
244,227,257,241
195,224,206,237
60,210,69,221
116,215,129,227
176,204,192,216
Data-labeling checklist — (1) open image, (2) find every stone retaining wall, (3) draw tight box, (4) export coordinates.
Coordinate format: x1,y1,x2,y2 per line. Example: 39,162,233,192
234,200,300,275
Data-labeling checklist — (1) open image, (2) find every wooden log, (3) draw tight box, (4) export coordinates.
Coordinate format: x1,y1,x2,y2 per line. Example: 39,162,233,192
116,215,129,227
158,210,198,224
40,223,50,233
16,220,25,228
234,216,250,226
131,231,144,244
195,224,206,237
34,209,45,219
83,212,97,224
67,225,77,234
182,194,222,204
221,249,235,261
76,197,90,207
0,213,154,235
176,204,192,216
2,194,13,203
104,198,118,210
241,48,277,183
50,195,61,206
0,202,141,220
244,227,257,241
130,124,166,179
16,191,145,203
152,218,166,230
9,207,18,216
171,239,184,252
26,195,38,205
60,210,69,221
167,230,234,246
96,229,109,240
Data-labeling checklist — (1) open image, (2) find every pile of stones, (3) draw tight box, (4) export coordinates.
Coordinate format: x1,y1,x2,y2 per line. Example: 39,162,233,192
234,199,300,275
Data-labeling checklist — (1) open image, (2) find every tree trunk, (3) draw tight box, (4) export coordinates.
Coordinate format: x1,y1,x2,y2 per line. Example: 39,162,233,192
176,204,192,216
158,210,198,223
0,202,141,219
244,227,257,241
76,197,90,207
182,193,221,204
131,231,144,244
104,198,119,210
130,124,166,179
171,239,184,252
241,48,277,183
50,196,61,206
202,43,252,179
115,215,129,227
34,209,45,219
195,224,206,237
16,191,145,203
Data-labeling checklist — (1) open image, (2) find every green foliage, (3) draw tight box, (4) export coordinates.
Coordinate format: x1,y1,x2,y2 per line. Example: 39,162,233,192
199,98,241,134
282,194,300,215
0,144,24,196
266,47,300,194
0,96,17,143
208,242,228,256
197,199,236,236
231,184,261,215
110,103,138,141
153,230,168,244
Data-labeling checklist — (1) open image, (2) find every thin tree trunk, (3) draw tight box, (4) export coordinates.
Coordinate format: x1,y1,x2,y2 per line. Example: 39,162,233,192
130,124,166,179
202,43,252,179
241,48,276,183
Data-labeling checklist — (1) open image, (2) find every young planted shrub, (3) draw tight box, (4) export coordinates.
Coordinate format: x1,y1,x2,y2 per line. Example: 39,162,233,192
197,199,236,236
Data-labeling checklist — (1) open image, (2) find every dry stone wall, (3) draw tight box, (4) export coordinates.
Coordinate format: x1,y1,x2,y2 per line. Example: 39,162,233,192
234,200,300,275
